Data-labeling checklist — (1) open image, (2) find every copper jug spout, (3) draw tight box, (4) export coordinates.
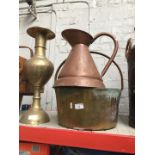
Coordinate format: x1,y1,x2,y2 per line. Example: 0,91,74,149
62,28,93,46
54,29,118,88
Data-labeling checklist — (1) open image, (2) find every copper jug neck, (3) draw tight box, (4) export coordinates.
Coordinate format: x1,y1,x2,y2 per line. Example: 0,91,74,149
72,43,88,51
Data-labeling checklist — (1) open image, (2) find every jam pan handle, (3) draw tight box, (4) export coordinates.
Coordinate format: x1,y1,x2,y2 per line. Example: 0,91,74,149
54,51,124,91
90,51,124,91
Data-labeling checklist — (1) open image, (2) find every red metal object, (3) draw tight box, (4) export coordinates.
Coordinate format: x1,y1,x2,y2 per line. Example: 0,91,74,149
19,125,135,154
19,142,50,155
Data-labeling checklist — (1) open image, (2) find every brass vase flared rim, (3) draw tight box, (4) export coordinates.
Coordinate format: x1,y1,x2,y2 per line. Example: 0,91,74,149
27,26,55,40
62,28,93,47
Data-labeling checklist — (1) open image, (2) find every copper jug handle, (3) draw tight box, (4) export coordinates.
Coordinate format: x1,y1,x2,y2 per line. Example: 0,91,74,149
19,45,33,58
92,33,119,77
19,45,33,83
125,38,133,59
54,51,123,91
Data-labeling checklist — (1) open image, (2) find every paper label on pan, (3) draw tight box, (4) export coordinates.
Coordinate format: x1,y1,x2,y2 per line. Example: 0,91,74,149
74,103,84,110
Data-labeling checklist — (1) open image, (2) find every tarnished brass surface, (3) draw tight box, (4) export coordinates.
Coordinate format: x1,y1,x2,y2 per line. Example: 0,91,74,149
20,26,55,125
54,29,118,88
55,87,121,130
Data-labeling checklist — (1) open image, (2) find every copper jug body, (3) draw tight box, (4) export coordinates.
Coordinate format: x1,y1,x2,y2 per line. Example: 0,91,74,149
54,29,119,88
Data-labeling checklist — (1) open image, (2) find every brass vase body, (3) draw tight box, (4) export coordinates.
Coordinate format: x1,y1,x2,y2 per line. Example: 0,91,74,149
20,26,55,125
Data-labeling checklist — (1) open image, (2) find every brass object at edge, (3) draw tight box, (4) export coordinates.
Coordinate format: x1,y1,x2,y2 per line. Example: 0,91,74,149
20,26,55,125
54,29,118,88
125,38,135,128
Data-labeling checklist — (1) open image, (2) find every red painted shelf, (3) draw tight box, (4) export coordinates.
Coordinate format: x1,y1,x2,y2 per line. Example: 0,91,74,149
19,112,135,154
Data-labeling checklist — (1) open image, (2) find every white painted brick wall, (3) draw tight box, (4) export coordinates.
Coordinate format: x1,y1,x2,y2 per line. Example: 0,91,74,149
19,0,135,115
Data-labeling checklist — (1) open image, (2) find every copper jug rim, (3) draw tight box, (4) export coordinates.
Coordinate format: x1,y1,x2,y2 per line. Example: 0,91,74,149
62,28,93,47
27,26,55,40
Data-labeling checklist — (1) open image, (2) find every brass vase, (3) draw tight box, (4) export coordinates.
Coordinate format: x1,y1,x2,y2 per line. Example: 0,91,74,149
19,26,55,125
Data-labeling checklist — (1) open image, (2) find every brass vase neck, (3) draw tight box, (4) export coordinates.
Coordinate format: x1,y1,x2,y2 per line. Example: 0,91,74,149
27,26,55,57
35,34,46,56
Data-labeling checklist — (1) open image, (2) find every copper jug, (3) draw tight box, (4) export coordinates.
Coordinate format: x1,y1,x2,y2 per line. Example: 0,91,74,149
54,29,118,88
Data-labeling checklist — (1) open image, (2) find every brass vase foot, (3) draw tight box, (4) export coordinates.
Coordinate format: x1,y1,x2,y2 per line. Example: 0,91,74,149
20,108,49,125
